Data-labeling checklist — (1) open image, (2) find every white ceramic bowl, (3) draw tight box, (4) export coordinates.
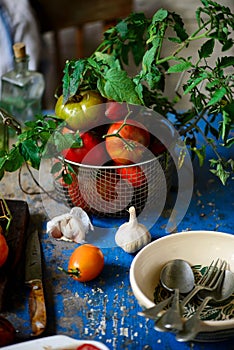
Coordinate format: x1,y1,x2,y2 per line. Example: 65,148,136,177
129,230,234,341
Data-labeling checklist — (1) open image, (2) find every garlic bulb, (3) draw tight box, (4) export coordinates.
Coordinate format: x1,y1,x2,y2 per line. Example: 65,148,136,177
47,207,93,243
115,206,151,253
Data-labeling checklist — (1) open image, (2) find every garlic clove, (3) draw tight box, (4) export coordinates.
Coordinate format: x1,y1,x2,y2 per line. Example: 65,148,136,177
115,206,151,253
47,206,93,243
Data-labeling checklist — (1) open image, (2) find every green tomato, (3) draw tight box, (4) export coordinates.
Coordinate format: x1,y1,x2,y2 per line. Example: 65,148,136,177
55,90,105,131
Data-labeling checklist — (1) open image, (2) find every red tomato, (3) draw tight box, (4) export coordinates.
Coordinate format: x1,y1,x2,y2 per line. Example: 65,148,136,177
116,165,146,187
105,119,150,165
96,170,120,202
52,160,89,210
0,226,8,267
81,142,109,166
76,344,102,350
60,172,89,210
149,136,166,156
67,244,104,282
105,101,128,121
61,131,108,165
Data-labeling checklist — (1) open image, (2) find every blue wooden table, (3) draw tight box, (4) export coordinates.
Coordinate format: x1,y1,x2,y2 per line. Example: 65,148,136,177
0,133,233,350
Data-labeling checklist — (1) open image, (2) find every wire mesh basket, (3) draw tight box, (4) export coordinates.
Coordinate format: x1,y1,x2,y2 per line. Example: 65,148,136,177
54,152,174,218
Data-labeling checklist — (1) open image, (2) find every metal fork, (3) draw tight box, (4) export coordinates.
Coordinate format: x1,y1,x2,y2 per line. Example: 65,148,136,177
176,264,232,342
138,258,224,321
180,259,227,309
155,258,227,332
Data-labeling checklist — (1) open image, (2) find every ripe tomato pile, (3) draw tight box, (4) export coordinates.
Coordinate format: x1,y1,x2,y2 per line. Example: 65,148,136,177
55,91,167,212
55,91,165,169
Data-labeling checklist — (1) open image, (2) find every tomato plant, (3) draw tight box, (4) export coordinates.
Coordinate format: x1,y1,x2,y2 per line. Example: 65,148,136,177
0,226,8,268
105,119,150,165
61,131,108,165
55,90,105,131
60,244,104,282
116,165,146,188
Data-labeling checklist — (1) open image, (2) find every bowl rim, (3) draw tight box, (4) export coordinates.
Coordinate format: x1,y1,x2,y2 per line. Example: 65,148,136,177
129,230,234,328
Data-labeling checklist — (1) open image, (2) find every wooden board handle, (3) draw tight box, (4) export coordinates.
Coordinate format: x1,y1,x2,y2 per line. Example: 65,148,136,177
28,280,46,336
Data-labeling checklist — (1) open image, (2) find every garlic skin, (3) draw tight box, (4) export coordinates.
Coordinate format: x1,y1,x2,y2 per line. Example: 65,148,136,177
47,207,94,243
115,206,151,253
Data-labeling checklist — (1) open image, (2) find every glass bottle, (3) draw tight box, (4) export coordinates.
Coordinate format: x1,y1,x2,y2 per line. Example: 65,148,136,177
1,42,45,123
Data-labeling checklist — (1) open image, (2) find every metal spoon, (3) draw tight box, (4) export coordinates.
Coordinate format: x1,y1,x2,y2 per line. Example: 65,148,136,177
176,269,234,342
138,259,194,322
154,259,195,332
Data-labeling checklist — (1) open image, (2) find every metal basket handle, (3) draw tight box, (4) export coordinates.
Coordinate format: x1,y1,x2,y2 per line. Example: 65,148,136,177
0,107,21,134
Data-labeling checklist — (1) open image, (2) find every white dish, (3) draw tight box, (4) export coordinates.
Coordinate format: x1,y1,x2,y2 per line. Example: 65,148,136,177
129,230,234,342
1,335,110,350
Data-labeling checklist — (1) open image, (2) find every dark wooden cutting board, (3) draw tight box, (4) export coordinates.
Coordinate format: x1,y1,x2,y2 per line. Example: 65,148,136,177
0,200,29,311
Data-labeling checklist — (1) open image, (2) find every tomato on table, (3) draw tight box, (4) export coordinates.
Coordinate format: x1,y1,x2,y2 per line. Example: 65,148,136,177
61,244,104,282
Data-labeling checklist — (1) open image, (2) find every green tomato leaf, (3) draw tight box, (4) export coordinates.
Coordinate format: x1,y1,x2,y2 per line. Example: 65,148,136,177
134,83,144,105
217,56,234,68
97,77,106,97
206,79,221,90
152,9,168,23
199,39,215,59
168,61,192,73
4,147,24,172
51,161,63,174
104,68,141,104
63,59,86,103
62,172,74,185
0,155,7,176
222,39,234,52
20,141,41,169
94,52,121,69
142,46,156,72
209,160,230,185
53,131,82,152
131,40,146,66
183,75,207,94
116,20,129,38
172,13,188,42
207,87,227,106
220,107,233,143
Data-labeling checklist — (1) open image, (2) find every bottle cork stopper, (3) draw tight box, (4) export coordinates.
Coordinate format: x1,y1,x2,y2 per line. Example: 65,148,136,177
13,42,26,58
